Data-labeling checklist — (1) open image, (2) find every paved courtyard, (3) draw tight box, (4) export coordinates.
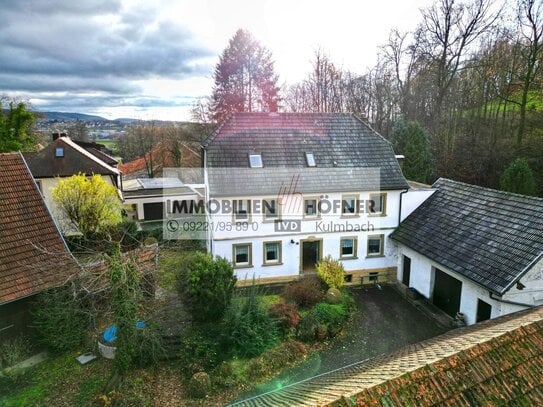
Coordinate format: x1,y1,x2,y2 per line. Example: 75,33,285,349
232,284,449,404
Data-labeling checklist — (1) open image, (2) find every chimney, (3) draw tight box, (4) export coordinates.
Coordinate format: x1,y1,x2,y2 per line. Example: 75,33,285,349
52,132,60,141
395,154,405,169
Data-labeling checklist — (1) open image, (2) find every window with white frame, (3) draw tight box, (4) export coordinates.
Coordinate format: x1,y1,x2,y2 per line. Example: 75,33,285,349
263,241,281,264
233,243,252,267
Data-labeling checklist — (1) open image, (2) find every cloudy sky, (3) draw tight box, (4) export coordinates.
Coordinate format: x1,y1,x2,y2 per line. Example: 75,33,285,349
0,0,434,121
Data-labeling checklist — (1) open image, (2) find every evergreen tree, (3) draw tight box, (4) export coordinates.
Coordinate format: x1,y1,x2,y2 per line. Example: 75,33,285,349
390,117,434,183
210,29,280,123
500,158,537,196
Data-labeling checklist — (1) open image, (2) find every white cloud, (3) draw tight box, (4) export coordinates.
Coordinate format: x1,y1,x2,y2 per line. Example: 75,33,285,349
1,0,435,120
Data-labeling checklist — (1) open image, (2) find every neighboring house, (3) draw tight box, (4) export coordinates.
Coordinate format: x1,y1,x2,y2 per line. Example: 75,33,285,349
0,153,79,340
391,178,543,326
23,135,122,233
233,305,543,406
123,177,203,226
119,141,201,180
203,112,410,284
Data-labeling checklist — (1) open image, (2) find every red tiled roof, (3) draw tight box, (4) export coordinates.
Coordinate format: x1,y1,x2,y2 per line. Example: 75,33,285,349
0,153,79,304
119,141,201,176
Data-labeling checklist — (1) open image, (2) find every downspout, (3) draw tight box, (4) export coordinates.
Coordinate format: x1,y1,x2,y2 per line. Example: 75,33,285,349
489,292,535,308
201,145,212,254
398,188,409,226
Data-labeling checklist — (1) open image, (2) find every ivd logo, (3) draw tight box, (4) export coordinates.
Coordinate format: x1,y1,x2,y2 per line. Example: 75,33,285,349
274,219,301,232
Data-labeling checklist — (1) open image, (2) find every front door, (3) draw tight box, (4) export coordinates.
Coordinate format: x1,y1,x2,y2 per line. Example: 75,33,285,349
301,240,321,273
432,269,462,318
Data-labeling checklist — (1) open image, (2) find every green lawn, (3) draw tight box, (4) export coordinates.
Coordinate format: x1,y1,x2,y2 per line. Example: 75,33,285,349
0,352,111,407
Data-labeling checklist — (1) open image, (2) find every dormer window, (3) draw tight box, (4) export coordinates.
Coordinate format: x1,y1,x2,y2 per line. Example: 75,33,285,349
249,154,263,168
55,147,64,157
305,152,316,167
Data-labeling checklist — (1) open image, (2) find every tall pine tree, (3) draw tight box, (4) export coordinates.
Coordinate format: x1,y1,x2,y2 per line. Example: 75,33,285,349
210,29,280,123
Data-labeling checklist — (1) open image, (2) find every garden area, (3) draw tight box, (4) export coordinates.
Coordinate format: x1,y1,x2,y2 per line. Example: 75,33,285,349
0,245,358,406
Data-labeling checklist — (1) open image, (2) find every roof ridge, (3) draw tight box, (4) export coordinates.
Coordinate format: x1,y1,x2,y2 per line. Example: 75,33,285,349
434,177,543,202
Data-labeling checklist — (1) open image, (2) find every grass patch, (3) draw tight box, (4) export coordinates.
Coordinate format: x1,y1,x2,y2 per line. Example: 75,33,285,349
157,248,190,290
0,351,111,407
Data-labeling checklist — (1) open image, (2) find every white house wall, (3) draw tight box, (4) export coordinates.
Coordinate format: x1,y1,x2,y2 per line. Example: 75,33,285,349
213,229,397,281
503,257,543,306
210,190,403,280
400,189,435,221
395,244,527,325
210,191,402,241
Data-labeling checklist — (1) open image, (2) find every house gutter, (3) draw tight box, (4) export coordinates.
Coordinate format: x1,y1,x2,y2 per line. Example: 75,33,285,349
489,292,535,309
398,187,409,226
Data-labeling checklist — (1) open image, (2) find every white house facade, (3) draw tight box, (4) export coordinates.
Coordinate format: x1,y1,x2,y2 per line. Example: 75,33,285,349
203,113,411,285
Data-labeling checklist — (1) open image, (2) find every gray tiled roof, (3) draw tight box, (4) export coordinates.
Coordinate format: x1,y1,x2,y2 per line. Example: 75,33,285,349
390,178,543,294
205,113,408,196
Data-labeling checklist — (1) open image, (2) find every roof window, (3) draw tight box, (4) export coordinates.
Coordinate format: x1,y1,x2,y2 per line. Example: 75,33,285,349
249,154,263,168
305,152,316,167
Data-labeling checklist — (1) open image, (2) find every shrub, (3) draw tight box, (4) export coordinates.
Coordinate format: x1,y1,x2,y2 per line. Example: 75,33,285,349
0,335,32,369
340,290,357,313
269,302,300,334
31,285,89,353
262,340,307,370
212,361,247,388
296,313,320,342
133,323,166,367
316,256,345,289
179,325,222,374
176,252,237,322
312,302,349,338
222,284,279,358
247,357,270,378
282,277,323,308
187,372,211,399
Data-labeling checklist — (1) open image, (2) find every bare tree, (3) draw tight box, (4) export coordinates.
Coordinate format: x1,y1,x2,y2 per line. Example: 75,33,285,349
515,0,543,145
419,0,501,119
